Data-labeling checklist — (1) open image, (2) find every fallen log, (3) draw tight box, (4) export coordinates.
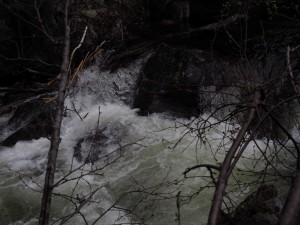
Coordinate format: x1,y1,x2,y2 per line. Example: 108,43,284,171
106,14,244,70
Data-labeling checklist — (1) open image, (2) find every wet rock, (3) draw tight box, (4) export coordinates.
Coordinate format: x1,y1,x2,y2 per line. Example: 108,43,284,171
1,99,55,146
81,10,98,19
74,128,108,164
73,121,127,164
230,185,283,225
133,43,233,118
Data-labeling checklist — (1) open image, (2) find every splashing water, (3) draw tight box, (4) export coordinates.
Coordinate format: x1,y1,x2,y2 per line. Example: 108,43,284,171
0,60,288,225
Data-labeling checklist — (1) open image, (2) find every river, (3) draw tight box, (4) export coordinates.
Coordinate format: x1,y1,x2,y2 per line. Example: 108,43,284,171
0,59,290,225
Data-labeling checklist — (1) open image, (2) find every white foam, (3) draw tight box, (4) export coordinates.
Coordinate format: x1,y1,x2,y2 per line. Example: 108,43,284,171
0,62,286,225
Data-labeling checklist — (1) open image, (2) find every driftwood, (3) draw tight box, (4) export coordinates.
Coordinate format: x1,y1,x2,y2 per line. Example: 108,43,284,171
106,14,244,70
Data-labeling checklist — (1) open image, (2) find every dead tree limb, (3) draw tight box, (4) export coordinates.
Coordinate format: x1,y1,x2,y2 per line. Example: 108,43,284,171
39,0,70,224
69,26,88,72
183,164,220,178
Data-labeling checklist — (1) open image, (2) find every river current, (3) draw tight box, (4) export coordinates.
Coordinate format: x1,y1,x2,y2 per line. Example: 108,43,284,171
0,60,288,225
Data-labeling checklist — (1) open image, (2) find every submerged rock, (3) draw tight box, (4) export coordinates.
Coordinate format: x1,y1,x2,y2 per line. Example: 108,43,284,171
74,128,108,164
73,121,126,164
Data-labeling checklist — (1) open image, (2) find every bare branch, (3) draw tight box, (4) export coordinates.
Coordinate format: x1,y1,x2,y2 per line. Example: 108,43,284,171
208,91,261,225
34,0,55,43
69,26,88,71
58,188,100,225
183,164,220,178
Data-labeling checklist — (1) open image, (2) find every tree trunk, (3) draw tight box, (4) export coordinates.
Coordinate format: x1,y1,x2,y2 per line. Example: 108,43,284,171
38,0,70,224
278,155,300,225
207,91,260,225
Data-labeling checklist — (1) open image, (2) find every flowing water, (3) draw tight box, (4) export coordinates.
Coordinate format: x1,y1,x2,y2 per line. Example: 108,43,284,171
0,60,291,225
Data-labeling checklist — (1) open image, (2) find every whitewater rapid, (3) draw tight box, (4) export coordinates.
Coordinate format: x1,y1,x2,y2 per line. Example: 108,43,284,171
0,62,283,225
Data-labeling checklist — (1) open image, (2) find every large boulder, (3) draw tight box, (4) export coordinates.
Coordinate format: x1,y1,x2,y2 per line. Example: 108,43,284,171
133,43,234,117
231,185,283,225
